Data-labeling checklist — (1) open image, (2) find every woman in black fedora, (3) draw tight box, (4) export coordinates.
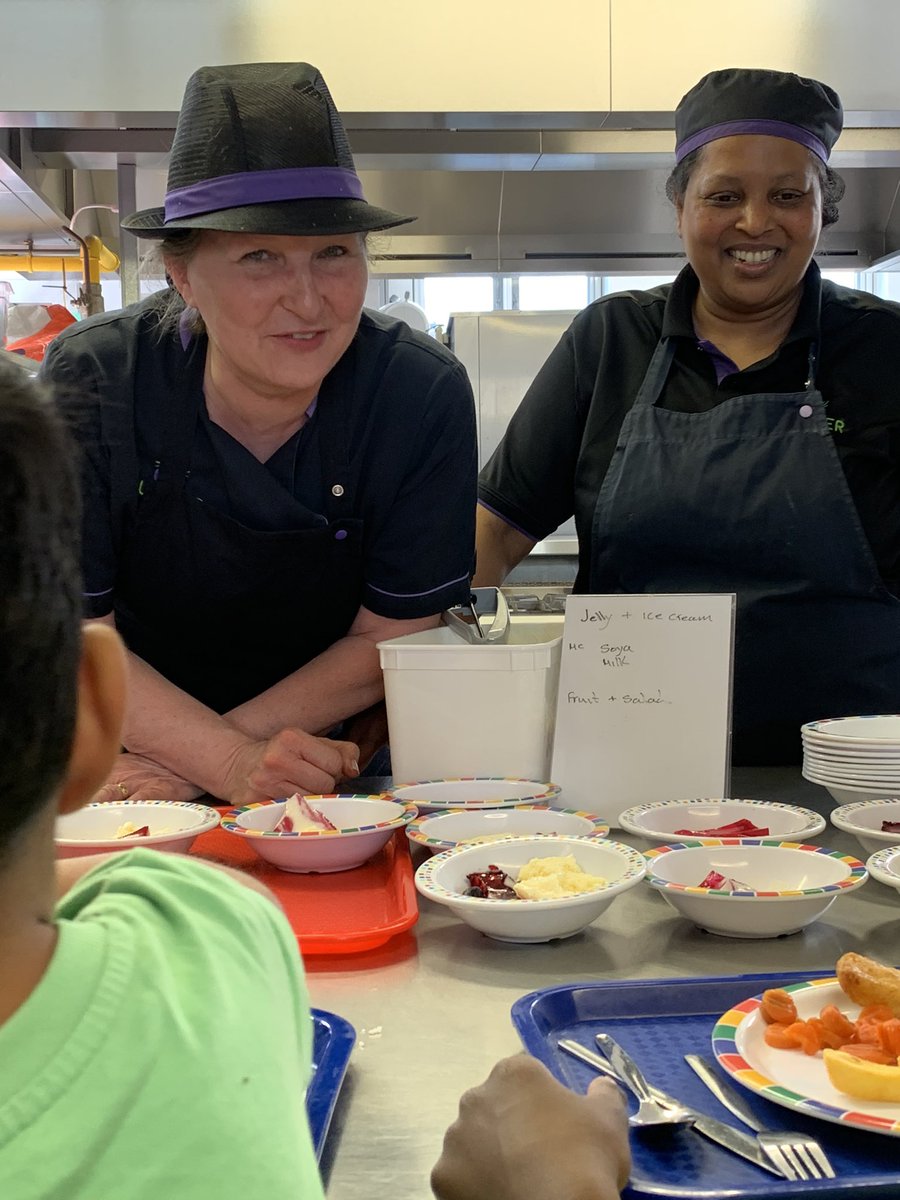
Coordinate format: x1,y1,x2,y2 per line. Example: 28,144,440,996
43,62,477,806
474,66,900,766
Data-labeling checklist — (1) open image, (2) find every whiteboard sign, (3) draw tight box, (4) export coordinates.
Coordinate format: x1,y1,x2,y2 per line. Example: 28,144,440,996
551,594,735,822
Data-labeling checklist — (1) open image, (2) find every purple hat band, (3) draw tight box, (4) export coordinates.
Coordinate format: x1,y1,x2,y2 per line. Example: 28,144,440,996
163,166,366,222
675,118,830,164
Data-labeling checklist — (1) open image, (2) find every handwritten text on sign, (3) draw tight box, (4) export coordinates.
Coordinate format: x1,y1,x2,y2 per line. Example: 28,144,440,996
551,595,735,821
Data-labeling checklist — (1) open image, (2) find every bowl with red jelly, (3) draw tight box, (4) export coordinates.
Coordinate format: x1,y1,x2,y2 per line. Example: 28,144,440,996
643,840,867,938
618,798,825,844
830,799,900,855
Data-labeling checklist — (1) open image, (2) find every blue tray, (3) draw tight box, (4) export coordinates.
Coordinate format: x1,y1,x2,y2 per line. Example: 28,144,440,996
308,1007,355,1160
511,972,900,1199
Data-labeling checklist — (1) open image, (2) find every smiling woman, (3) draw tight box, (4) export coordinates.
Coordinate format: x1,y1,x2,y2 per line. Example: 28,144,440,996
41,62,478,807
475,66,900,766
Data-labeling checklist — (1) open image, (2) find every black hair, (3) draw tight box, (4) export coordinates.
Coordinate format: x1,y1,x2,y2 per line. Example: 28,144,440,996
665,147,846,228
0,362,82,856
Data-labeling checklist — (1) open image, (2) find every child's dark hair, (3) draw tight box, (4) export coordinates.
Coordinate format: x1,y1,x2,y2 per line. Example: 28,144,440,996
0,362,82,856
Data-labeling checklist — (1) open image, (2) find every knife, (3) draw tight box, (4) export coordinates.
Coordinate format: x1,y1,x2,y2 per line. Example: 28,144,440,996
557,1038,786,1178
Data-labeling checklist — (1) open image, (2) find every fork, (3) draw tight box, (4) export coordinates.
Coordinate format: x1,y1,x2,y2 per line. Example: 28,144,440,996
684,1054,836,1181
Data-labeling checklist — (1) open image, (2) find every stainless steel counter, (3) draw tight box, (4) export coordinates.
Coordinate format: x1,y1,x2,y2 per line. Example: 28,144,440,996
308,770,899,1197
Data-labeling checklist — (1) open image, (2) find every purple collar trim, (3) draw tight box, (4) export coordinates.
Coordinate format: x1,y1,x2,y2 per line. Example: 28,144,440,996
675,119,829,164
164,166,365,222
696,335,739,384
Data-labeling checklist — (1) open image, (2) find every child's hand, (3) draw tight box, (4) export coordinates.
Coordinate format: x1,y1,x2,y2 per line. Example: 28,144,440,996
431,1055,630,1200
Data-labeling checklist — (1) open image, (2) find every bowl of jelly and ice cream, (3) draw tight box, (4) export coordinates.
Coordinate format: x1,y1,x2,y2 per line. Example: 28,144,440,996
55,800,221,857
414,834,646,942
219,793,418,873
643,840,868,938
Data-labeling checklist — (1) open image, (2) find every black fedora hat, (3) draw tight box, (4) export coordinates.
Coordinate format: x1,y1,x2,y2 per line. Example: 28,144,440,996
123,62,414,238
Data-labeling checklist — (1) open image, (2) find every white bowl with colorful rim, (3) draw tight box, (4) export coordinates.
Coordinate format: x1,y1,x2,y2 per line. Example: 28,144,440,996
219,795,418,873
866,845,900,892
829,800,900,855
643,840,868,938
712,976,900,1136
55,800,221,858
386,777,561,813
414,833,645,943
406,805,609,853
618,798,825,844
801,715,900,745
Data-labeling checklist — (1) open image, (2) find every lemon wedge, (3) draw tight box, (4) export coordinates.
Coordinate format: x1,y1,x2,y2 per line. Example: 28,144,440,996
823,1049,900,1103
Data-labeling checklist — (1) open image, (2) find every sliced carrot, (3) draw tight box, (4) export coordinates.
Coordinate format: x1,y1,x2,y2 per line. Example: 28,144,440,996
855,1020,885,1046
760,988,799,1026
858,1004,895,1024
807,1016,844,1050
838,1042,896,1064
785,1020,821,1056
876,1018,900,1058
819,1003,856,1042
764,1022,803,1049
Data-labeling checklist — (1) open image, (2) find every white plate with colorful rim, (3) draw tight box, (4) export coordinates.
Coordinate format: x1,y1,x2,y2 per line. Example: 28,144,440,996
386,777,561,813
618,797,825,842
712,977,900,1136
405,804,608,852
866,846,900,891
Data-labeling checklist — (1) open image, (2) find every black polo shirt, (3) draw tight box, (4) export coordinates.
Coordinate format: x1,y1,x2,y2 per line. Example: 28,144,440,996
43,294,477,622
478,262,900,596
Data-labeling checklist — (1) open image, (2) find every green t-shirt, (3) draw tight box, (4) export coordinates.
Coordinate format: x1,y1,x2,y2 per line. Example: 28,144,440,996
0,849,326,1199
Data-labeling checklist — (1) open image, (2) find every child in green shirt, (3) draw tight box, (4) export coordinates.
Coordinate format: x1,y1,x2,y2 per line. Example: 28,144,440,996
0,362,325,1199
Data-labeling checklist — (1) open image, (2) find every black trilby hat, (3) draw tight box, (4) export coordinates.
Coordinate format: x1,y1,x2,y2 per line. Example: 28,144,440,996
675,67,843,164
123,62,414,238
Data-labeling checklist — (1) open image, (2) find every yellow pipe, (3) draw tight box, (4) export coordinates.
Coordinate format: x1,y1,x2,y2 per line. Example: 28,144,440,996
0,236,120,279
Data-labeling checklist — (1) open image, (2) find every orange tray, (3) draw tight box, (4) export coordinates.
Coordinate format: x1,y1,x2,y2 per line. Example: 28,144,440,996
190,824,419,955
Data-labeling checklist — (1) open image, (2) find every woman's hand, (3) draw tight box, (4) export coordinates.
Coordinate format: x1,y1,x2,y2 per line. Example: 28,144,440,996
431,1055,630,1200
219,728,360,806
340,701,390,772
93,752,204,803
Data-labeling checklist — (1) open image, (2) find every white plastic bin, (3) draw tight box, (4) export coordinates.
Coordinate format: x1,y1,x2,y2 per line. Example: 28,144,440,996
378,618,562,783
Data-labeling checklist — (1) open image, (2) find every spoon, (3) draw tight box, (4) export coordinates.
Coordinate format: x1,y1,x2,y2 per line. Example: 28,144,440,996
594,1033,696,1131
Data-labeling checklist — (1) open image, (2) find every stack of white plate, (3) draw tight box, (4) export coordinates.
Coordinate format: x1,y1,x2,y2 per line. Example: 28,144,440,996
801,715,900,805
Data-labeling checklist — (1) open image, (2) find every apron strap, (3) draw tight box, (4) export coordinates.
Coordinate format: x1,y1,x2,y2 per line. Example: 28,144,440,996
632,337,677,410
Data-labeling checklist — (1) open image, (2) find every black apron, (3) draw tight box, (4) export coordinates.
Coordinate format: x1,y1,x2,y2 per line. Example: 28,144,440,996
112,344,364,714
588,336,900,764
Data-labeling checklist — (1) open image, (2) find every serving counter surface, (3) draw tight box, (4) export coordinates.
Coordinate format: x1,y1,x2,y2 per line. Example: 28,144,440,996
306,769,898,1198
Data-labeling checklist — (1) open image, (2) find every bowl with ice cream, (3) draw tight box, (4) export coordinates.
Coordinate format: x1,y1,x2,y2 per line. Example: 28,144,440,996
220,793,418,873
55,799,221,858
414,834,646,942
643,840,867,938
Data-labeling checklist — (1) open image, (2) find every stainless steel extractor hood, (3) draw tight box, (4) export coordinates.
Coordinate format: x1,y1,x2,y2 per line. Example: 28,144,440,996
8,110,900,274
